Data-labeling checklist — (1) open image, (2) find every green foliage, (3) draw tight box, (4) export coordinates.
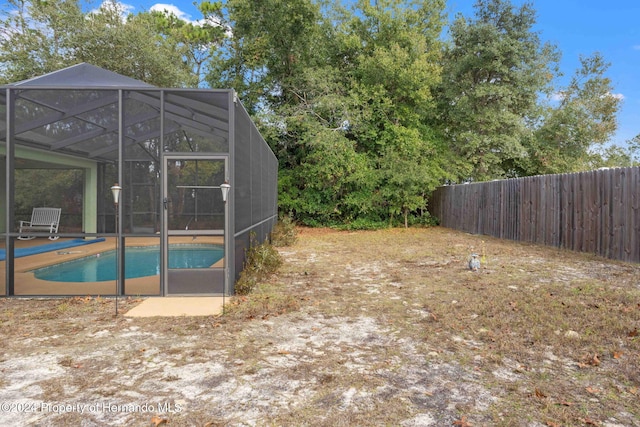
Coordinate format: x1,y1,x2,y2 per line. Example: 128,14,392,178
586,143,640,169
207,0,322,113
332,218,390,231
293,130,378,224
147,1,226,87
405,210,439,228
0,0,83,83
524,53,622,174
0,0,197,86
235,235,283,295
0,0,626,229
15,169,84,230
438,0,559,181
257,0,448,228
378,124,445,227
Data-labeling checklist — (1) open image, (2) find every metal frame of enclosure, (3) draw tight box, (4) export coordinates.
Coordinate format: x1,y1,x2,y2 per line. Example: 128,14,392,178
1,63,278,297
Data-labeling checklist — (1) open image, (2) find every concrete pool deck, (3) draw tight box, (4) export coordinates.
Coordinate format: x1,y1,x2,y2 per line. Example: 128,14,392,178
0,237,224,297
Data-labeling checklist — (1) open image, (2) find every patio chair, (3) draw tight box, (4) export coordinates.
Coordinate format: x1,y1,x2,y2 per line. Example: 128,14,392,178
18,207,62,240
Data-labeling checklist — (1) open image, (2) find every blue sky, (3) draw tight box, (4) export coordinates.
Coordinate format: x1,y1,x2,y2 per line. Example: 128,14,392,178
129,0,640,148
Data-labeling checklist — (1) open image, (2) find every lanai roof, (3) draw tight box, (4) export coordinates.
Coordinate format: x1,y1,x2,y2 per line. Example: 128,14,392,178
1,63,230,163
4,63,155,88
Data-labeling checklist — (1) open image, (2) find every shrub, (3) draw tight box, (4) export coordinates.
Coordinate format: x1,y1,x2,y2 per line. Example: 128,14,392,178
405,211,439,227
235,234,282,295
271,214,297,246
335,217,389,230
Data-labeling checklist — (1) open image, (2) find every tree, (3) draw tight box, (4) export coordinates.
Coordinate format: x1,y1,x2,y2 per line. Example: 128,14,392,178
586,144,639,169
148,1,226,87
438,0,559,181
72,1,195,87
3,0,625,229
378,125,444,227
0,0,84,83
207,0,322,113
524,53,622,174
338,0,447,226
267,0,448,226
0,0,195,87
629,134,640,165
286,127,377,224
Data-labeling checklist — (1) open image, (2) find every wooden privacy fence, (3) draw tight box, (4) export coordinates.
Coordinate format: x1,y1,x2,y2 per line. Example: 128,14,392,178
429,167,640,263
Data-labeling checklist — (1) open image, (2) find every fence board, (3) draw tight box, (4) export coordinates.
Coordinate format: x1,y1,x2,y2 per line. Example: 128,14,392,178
612,169,622,259
588,171,596,251
633,168,640,262
560,174,570,251
430,167,640,264
623,168,633,261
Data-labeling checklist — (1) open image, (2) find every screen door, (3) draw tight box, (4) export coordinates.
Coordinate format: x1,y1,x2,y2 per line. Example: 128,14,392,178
162,155,228,295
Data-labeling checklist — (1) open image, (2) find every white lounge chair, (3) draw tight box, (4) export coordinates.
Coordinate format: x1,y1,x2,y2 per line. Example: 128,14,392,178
18,207,61,240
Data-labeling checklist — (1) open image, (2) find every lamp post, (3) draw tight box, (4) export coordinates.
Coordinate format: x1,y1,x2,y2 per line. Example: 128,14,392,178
220,180,230,312
110,183,122,315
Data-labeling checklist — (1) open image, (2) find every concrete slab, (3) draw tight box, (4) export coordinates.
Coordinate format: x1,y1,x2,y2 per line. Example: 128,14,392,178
124,297,225,317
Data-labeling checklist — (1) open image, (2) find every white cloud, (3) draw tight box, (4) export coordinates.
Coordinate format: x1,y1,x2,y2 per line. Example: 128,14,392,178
88,2,192,23
89,1,135,20
549,91,624,102
89,1,231,37
150,3,192,22
149,3,229,34
633,45,640,50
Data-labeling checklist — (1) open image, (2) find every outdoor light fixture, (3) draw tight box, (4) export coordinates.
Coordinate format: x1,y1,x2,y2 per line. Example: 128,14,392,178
110,183,122,316
220,180,230,203
111,183,122,206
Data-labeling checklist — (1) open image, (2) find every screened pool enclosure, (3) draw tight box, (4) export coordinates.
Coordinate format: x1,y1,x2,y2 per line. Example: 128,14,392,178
1,63,278,297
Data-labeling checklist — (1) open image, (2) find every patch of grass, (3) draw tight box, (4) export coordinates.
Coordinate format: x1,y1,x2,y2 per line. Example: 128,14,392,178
266,227,640,426
56,300,71,313
225,282,300,321
1,226,639,426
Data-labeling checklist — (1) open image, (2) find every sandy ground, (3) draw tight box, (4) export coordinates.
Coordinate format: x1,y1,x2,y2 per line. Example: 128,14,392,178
0,226,639,426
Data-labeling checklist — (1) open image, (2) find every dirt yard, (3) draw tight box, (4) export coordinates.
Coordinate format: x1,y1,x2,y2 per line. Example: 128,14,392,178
1,226,639,426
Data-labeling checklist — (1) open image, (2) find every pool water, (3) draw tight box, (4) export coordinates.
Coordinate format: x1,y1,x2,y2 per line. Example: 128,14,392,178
32,244,224,282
